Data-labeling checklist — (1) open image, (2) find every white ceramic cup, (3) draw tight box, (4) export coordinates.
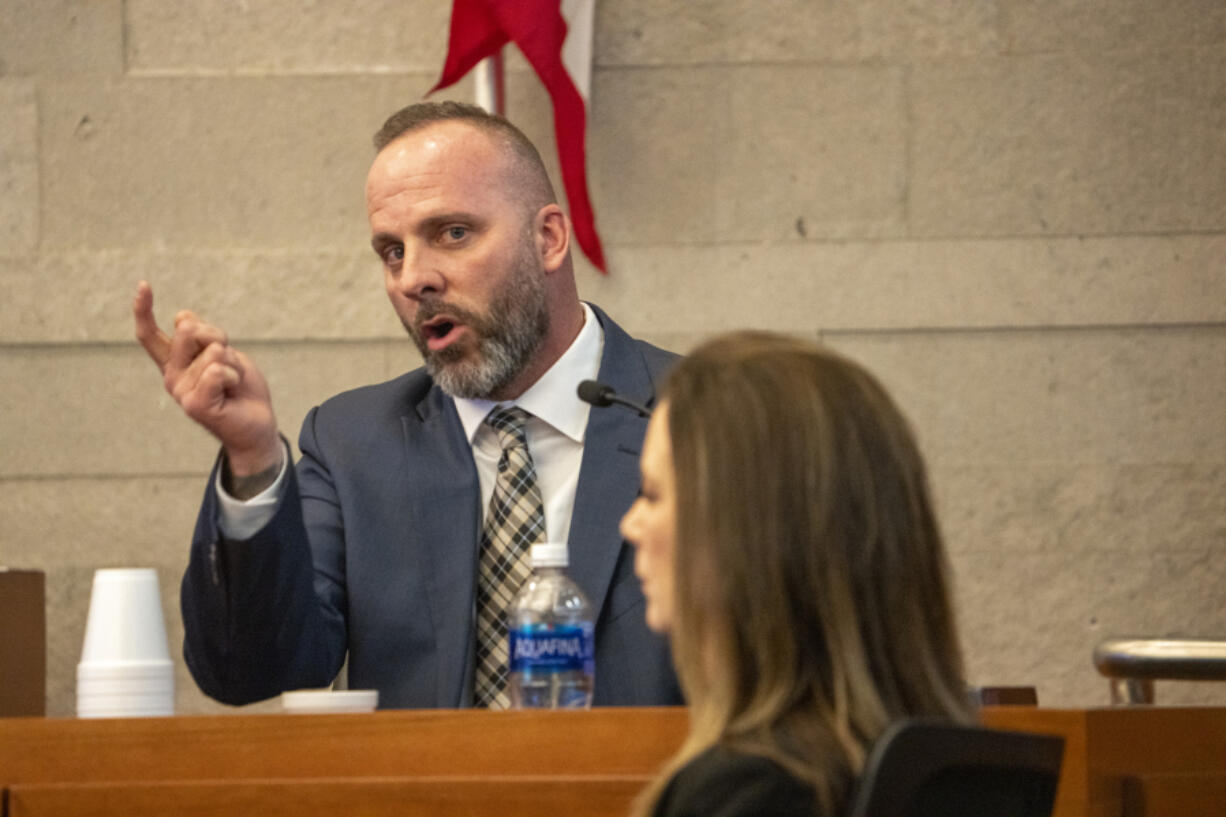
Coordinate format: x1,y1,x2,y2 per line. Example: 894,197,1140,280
79,568,171,664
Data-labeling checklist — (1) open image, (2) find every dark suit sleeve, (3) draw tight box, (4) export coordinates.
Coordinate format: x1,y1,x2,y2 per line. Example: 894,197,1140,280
180,414,348,705
653,747,820,817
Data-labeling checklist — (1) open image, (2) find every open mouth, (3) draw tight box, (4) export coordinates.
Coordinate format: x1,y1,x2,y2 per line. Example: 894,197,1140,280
420,316,465,351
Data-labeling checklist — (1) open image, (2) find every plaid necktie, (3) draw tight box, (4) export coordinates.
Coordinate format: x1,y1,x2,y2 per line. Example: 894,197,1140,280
473,406,546,709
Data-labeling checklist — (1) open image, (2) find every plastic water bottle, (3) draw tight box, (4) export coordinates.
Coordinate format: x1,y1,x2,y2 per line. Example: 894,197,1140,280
507,543,595,709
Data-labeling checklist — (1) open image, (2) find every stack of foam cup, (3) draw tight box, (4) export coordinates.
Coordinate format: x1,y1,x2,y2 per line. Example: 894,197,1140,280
76,568,174,718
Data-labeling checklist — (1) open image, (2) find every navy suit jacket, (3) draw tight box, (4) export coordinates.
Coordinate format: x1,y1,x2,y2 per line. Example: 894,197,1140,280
181,305,683,708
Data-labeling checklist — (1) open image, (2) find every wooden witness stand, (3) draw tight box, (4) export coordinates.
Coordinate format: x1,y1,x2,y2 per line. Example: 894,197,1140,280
0,706,1222,817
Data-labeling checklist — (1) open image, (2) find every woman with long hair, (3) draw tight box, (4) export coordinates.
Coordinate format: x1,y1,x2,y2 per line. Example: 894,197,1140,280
620,331,972,817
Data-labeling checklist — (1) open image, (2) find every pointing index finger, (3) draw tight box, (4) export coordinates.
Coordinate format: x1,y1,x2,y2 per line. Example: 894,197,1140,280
133,280,171,370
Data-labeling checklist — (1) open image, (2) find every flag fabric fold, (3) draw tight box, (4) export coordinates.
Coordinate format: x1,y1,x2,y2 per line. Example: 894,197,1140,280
432,0,607,273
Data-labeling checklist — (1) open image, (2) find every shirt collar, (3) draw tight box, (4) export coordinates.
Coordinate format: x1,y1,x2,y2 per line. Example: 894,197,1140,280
453,302,604,444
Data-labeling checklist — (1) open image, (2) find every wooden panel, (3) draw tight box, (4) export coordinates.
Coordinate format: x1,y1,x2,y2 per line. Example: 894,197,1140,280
971,686,1039,706
981,707,1089,817
982,707,1226,817
8,776,650,817
0,570,45,717
3,706,1223,817
0,708,687,785
1087,708,1226,817
1121,773,1226,817
1085,706,1226,773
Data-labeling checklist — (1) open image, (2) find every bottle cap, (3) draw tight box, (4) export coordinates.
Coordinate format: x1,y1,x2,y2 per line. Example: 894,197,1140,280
530,543,569,568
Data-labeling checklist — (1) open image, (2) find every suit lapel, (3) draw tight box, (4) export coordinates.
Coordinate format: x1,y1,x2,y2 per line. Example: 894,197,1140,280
401,386,481,708
567,307,659,621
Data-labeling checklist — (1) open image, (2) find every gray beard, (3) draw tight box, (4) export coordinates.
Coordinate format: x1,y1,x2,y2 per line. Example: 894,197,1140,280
406,261,550,400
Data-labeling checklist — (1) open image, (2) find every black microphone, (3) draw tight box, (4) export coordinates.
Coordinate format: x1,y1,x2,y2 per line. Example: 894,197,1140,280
577,379,652,418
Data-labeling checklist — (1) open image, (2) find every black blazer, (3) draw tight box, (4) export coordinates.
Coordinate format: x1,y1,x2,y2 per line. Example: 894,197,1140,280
653,746,820,817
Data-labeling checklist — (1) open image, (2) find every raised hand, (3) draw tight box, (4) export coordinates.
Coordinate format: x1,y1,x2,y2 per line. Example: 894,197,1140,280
133,281,282,480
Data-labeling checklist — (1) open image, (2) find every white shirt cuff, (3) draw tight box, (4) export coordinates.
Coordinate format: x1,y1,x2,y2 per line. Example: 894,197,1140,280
215,440,290,540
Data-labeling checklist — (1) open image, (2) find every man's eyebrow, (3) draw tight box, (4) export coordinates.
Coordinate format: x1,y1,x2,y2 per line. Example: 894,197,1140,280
418,212,481,230
370,232,399,249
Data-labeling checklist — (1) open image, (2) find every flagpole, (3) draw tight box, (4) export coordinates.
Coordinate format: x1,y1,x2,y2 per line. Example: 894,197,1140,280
473,50,506,116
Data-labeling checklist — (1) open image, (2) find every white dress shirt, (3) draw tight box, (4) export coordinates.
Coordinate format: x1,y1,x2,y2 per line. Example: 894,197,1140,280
218,303,604,544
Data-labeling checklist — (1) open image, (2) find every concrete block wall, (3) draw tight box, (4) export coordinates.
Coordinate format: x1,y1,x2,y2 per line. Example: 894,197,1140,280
1,1,1223,717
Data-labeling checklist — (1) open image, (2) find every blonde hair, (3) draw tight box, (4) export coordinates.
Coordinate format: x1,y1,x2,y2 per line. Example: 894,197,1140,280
635,332,971,816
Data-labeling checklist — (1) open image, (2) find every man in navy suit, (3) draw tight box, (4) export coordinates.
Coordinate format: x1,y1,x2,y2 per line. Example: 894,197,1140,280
133,101,682,709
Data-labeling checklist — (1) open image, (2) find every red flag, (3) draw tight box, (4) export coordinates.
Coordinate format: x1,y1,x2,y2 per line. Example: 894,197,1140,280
432,0,607,273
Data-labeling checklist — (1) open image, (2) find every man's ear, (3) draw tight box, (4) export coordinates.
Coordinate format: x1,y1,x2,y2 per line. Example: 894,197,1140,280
535,204,571,273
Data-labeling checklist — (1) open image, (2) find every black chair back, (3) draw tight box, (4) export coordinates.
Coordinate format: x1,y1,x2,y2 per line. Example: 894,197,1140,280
846,719,1064,817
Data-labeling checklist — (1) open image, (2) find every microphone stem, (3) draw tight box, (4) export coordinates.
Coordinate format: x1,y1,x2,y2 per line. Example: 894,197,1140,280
609,395,651,418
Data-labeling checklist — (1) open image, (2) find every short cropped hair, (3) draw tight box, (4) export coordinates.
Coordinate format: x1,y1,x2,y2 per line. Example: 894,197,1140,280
373,101,556,206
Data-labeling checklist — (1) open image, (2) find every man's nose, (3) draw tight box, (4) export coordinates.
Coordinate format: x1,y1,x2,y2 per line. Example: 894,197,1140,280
396,247,446,300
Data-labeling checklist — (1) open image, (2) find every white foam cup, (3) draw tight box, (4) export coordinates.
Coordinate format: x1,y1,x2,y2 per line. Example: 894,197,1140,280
77,569,175,718
77,660,174,693
77,690,174,718
79,569,171,664
77,659,174,681
77,674,175,717
77,678,173,704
